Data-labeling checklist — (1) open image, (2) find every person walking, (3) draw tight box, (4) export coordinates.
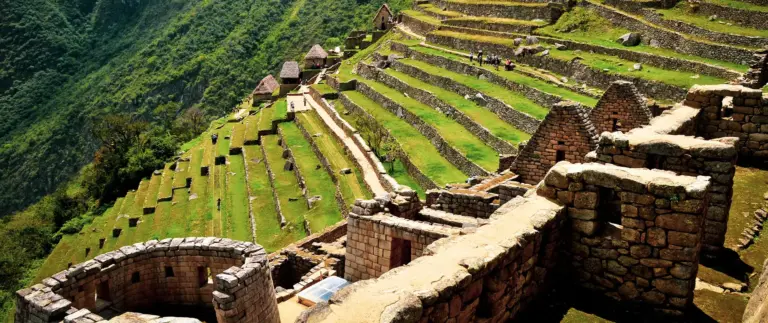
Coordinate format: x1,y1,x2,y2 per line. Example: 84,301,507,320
469,50,474,63
478,49,483,66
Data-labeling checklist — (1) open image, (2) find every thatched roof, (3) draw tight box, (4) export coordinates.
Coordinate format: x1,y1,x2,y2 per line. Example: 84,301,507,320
280,61,300,79
305,44,328,60
252,74,279,95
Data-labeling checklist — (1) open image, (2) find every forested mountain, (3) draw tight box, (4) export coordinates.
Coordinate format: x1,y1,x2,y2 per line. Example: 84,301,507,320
0,0,407,217
0,0,408,318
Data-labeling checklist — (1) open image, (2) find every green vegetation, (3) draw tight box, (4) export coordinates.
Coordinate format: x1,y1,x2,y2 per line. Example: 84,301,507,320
311,84,336,97
407,45,599,106
342,91,467,186
262,135,309,237
417,4,463,18
221,154,252,241
444,0,547,7
280,122,344,232
402,10,443,25
360,79,500,171
383,160,426,199
655,6,768,37
446,16,548,26
703,0,768,12
383,68,530,145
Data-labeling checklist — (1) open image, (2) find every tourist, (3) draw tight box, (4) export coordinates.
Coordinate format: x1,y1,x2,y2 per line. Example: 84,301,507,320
478,49,483,66
217,198,221,211
211,133,218,145
291,101,295,111
304,96,307,107
469,50,474,63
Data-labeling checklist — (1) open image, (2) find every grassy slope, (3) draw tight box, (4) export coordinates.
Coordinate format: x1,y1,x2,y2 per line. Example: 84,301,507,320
655,7,768,37
408,45,599,107
342,91,467,186
262,135,308,239
360,78,500,171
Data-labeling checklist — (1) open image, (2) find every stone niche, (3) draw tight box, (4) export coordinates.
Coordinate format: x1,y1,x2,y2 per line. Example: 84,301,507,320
512,101,598,185
538,162,711,316
15,238,279,323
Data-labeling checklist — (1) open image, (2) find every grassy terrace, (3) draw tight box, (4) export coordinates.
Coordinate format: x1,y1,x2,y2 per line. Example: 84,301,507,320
342,91,467,186
360,78,499,171
432,30,732,87
402,10,443,25
243,145,297,252
280,122,344,233
244,113,260,143
262,135,309,239
704,0,768,12
113,180,149,249
397,57,550,119
230,123,245,151
417,3,463,18
408,45,599,107
311,83,335,97
446,16,548,26
141,172,162,211
216,123,233,157
168,159,191,238
158,163,174,199
444,0,548,7
297,111,372,204
221,154,252,241
185,147,209,238
655,6,768,37
383,68,531,145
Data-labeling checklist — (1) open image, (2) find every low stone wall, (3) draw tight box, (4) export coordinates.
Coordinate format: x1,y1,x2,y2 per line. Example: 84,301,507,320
16,238,279,323
582,2,754,65
539,162,711,316
697,2,768,30
297,190,566,323
339,92,439,191
277,129,311,213
261,141,288,228
355,80,490,176
642,10,768,49
744,259,768,323
444,18,541,34
684,84,767,158
240,149,258,242
390,59,541,134
358,63,517,154
498,181,534,204
401,13,439,37
425,189,499,218
427,33,690,101
294,114,351,216
434,0,558,21
592,130,737,254
739,49,768,89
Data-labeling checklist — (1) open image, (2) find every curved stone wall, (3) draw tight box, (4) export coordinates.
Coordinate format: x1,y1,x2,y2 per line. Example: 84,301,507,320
15,238,279,323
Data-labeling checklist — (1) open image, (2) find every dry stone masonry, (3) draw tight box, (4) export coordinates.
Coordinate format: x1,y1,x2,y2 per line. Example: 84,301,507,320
16,238,279,323
589,81,652,135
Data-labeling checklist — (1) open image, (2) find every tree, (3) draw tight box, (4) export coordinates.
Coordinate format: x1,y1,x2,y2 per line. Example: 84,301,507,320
354,115,389,158
176,106,207,141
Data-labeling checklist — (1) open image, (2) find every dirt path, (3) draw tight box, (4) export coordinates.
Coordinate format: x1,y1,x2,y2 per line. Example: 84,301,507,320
298,85,389,197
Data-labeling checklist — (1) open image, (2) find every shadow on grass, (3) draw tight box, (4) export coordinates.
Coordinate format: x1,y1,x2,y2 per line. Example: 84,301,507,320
517,284,720,323
700,248,754,283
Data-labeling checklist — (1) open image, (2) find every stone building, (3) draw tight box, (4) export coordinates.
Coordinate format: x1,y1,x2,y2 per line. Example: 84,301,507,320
250,74,279,103
512,100,599,184
372,4,393,31
279,61,301,95
589,80,652,134
16,238,279,323
304,44,328,69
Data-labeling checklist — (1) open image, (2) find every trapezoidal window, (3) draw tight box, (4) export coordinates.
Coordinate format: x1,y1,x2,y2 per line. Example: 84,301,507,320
647,154,665,170
198,266,211,287
165,266,175,278
96,281,111,302
131,272,141,284
389,238,412,269
612,118,620,132
555,150,566,162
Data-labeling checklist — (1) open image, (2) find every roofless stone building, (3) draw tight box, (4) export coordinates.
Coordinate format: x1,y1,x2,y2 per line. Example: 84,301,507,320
589,80,652,135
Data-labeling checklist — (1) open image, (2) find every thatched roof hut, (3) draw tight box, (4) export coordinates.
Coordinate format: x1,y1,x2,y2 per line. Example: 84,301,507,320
304,44,329,60
251,74,279,97
280,61,300,80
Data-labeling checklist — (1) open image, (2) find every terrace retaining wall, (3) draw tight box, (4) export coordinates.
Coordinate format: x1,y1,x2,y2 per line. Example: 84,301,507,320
401,13,439,37
642,10,768,49
355,80,490,177
434,0,560,21
358,63,517,154
16,238,279,323
260,141,288,228
444,18,542,34
696,2,768,30
425,189,500,218
582,2,755,65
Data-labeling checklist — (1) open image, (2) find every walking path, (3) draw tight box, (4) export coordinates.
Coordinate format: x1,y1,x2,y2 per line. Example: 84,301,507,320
296,85,390,197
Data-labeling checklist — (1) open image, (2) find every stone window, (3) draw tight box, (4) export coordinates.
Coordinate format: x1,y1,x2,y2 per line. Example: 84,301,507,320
96,281,111,302
722,96,734,119
555,150,566,162
389,238,412,269
131,271,140,284
197,266,210,287
647,154,665,169
165,266,175,278
598,187,622,227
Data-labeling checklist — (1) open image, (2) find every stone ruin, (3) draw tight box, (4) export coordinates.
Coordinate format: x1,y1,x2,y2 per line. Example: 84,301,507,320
589,80,652,134
16,238,279,323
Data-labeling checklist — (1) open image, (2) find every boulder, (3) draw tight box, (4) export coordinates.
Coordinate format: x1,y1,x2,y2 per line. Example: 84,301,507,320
513,38,523,46
555,43,567,50
540,49,550,57
340,168,352,174
633,63,642,71
649,39,660,48
617,32,641,46
525,35,539,45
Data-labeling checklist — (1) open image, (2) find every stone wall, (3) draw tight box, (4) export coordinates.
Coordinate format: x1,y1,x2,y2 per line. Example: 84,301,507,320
684,84,767,159
355,79,490,176
592,130,737,254
642,10,768,49
297,188,566,323
426,33,690,101
743,259,768,323
358,62,517,154
582,2,755,65
390,59,541,134
696,2,768,30
444,18,541,34
512,101,599,184
339,92,440,191
739,49,768,89
344,212,461,281
434,0,559,21
401,13,439,37
498,181,535,204
589,81,652,135
16,238,279,323
425,189,500,219
538,162,711,316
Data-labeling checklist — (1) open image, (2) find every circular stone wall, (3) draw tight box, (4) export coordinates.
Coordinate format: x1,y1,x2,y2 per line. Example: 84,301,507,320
15,238,279,323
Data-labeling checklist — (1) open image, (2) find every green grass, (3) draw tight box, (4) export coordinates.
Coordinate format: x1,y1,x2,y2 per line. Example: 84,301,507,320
311,83,336,97
446,16,548,26
338,31,406,82
262,135,309,239
258,105,276,132
185,147,209,237
244,113,260,143
142,172,162,211
402,10,443,25
243,145,300,252
703,0,768,12
382,160,426,200
297,111,372,205
655,6,768,37
172,160,190,189
158,163,174,199
444,0,548,7
230,123,245,151
397,57,549,119
360,78,499,171
216,123,233,157
274,99,289,121
221,154,252,241
383,68,530,145
408,45,599,106
280,122,344,233
417,3,463,18
342,91,467,186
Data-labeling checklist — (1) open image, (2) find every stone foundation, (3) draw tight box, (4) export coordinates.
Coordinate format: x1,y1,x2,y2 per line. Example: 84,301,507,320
16,238,279,323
